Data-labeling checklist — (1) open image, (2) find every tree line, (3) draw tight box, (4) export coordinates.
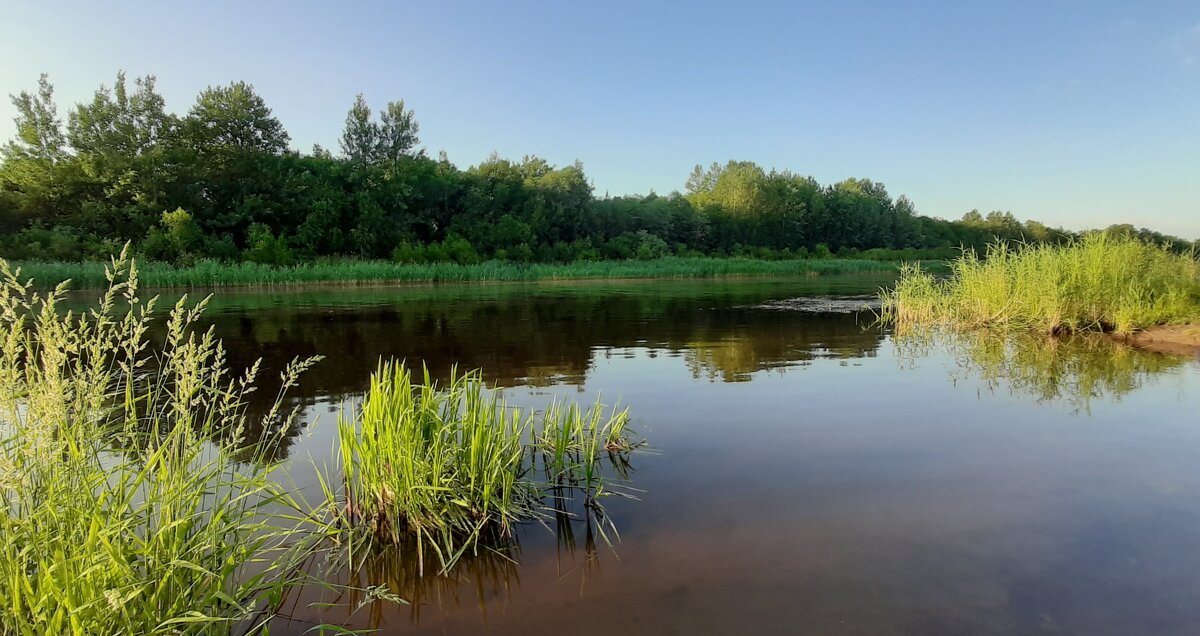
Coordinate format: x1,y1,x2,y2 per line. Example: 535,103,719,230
2,72,1195,266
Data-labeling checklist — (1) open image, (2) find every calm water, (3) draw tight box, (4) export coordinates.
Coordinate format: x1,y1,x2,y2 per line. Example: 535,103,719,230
149,276,1200,635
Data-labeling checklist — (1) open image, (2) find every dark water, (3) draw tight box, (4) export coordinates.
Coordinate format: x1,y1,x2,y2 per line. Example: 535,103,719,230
151,276,1200,635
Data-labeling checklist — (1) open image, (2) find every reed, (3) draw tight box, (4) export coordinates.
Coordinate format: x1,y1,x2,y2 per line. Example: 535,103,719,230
14,256,898,290
881,233,1200,335
335,361,640,574
0,250,325,635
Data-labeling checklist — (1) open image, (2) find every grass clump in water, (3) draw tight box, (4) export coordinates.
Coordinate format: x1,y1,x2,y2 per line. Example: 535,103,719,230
882,232,1200,335
335,361,640,574
0,250,324,635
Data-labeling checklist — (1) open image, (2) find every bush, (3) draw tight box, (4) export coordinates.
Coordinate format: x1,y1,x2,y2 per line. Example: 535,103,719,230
444,236,480,265
634,231,670,260
604,231,668,260
392,242,426,264
0,224,86,261
242,223,294,266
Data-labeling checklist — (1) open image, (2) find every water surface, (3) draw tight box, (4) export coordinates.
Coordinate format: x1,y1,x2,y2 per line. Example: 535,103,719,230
158,275,1200,635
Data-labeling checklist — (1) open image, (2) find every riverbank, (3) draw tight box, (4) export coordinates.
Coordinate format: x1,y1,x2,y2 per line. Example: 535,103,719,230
1119,324,1200,357
10,256,914,290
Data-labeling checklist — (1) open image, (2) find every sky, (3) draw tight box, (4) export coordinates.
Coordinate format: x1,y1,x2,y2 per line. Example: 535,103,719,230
2,0,1198,238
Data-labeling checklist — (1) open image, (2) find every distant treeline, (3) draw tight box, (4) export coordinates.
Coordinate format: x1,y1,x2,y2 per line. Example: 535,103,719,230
2,72,1196,266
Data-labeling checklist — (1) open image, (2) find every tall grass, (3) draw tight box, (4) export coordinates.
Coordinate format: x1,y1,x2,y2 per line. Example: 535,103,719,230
882,233,1200,335
335,361,639,575
0,250,326,635
15,256,898,290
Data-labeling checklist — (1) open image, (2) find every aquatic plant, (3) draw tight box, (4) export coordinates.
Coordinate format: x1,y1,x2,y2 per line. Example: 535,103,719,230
0,250,326,635
882,233,1200,335
335,361,639,574
14,256,899,290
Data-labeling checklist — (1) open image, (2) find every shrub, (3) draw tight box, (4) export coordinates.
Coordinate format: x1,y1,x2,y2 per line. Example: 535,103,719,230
242,223,294,266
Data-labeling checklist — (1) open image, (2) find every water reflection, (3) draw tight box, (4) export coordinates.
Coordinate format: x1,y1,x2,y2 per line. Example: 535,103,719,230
155,280,891,461
896,329,1190,411
278,500,621,632
205,292,887,396
93,279,1200,634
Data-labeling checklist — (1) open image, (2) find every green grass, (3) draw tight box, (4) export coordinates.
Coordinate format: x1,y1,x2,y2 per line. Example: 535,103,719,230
13,256,900,290
0,250,328,635
0,248,647,633
881,233,1200,335
334,360,638,575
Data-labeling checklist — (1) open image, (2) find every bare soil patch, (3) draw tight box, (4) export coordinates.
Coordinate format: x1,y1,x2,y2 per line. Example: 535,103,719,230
1118,324,1200,357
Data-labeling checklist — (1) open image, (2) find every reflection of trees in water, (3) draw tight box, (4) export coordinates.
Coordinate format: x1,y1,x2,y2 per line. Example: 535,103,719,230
198,295,885,400
152,293,884,458
682,322,881,383
896,329,1188,410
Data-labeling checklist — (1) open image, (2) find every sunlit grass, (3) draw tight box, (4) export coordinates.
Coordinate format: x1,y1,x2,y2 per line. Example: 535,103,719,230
14,257,898,289
0,250,328,635
334,361,640,575
882,233,1200,335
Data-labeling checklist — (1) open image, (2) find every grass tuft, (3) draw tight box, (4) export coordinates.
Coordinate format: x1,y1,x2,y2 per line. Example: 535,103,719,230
335,361,641,575
0,249,326,635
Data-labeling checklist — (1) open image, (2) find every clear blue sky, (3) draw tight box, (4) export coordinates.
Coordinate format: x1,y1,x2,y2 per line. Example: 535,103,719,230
2,0,1198,238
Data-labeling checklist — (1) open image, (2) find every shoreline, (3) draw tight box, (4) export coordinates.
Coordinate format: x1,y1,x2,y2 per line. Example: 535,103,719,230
1117,324,1200,357
7,256,922,291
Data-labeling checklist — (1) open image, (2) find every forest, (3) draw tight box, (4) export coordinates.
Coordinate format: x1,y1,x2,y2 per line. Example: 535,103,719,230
2,72,1196,267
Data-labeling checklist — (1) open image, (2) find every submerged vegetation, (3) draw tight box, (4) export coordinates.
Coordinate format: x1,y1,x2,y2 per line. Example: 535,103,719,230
335,361,639,575
0,251,645,634
882,233,1200,336
12,255,898,290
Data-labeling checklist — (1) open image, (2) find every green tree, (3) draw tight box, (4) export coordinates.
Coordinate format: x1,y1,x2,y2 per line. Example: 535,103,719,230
184,82,288,154
340,93,376,163
376,100,420,161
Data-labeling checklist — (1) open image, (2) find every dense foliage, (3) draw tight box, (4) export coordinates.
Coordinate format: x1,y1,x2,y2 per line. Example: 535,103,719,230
3,73,1196,266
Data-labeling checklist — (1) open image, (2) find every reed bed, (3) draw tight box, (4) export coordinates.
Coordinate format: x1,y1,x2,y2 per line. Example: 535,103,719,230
0,250,328,635
15,256,898,290
881,233,1200,335
335,361,640,574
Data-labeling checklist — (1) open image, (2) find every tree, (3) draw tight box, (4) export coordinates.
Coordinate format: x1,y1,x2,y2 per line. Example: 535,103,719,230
376,100,420,161
68,72,172,161
184,82,288,154
1,74,77,228
339,93,376,163
3,73,66,164
685,162,721,197
339,95,421,164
